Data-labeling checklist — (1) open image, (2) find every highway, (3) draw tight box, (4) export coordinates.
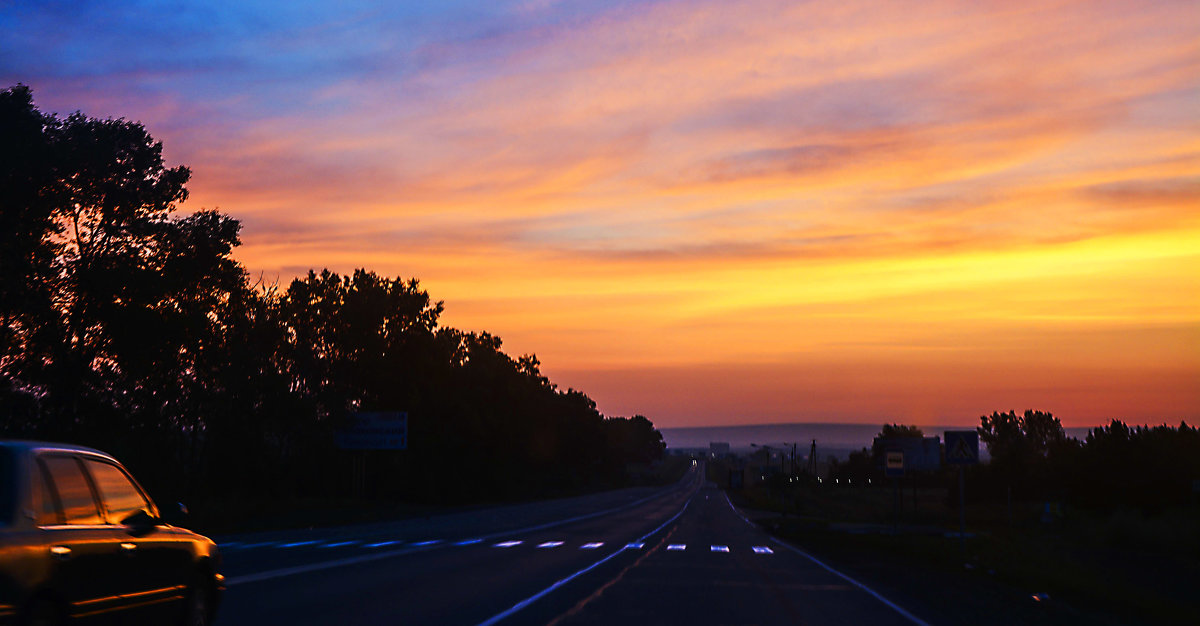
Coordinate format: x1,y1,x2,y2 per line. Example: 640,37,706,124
214,464,931,625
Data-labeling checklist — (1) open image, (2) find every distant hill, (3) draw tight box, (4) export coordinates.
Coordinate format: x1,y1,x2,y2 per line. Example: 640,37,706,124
660,422,1096,457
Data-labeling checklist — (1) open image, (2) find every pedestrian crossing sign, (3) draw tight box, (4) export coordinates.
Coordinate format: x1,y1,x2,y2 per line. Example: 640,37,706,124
944,431,979,465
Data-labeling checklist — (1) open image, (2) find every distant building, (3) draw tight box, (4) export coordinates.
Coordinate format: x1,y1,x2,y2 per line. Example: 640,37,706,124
709,442,730,459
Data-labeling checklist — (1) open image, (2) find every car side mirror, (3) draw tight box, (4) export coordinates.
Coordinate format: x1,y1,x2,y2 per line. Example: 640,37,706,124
121,510,160,534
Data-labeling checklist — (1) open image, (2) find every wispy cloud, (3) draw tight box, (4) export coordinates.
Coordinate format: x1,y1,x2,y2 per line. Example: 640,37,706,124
3,0,1197,425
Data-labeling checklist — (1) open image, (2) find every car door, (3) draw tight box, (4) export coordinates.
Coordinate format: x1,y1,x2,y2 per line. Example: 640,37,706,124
81,457,190,617
36,454,132,621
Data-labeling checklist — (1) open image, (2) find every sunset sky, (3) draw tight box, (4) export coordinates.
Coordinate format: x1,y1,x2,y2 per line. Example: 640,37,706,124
4,1,1197,428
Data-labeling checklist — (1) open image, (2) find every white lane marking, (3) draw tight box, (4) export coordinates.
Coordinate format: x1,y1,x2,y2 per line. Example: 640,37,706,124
321,541,359,549
279,540,321,548
667,544,686,551
476,498,693,626
580,542,604,549
364,541,402,549
227,465,704,587
455,538,483,546
537,541,564,548
494,540,523,548
232,542,277,550
752,546,774,554
711,545,729,552
625,543,644,549
723,493,932,626
411,540,441,546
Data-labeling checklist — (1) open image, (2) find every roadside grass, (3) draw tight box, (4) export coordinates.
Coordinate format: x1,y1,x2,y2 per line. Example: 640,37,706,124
731,484,1200,626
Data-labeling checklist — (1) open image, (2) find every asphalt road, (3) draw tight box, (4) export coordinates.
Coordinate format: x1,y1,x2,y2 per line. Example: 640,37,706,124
214,464,932,625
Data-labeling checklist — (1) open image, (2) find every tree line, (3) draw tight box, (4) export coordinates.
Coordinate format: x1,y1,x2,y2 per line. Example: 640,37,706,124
0,85,665,507
830,411,1199,511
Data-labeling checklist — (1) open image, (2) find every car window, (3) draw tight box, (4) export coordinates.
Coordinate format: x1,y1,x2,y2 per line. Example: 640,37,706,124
83,459,152,523
40,456,104,525
33,460,61,525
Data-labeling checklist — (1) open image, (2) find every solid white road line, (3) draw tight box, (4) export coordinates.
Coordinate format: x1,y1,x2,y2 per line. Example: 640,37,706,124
723,493,932,626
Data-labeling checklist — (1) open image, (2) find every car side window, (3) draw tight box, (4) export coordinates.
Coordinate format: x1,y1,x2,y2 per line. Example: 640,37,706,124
32,460,61,525
40,456,104,525
83,459,152,524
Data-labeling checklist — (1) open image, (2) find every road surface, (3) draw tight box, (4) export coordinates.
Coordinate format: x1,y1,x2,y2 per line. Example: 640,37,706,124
214,463,930,625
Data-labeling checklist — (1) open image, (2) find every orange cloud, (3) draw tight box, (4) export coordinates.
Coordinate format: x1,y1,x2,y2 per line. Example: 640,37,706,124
21,0,1194,426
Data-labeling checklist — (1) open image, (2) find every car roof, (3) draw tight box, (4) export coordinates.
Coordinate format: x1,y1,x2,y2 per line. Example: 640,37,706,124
0,439,113,459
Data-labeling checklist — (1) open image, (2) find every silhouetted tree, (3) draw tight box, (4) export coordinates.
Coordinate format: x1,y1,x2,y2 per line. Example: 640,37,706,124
1,85,669,511
1065,420,1200,511
878,423,924,439
975,410,1069,501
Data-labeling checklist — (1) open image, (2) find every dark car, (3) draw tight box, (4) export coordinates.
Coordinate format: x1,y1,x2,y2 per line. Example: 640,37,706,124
0,441,223,625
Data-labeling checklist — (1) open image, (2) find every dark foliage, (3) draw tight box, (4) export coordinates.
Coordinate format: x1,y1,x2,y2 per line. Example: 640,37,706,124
878,423,923,439
0,85,665,507
974,409,1199,511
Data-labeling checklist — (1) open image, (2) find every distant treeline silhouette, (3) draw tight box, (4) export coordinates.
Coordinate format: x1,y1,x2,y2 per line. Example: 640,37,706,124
832,411,1200,511
0,84,665,506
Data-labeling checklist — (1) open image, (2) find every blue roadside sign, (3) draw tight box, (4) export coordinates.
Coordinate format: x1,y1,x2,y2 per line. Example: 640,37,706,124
944,430,979,465
336,411,408,450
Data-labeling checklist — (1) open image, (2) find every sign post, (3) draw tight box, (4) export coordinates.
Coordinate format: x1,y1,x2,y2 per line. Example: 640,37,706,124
884,451,904,533
336,412,408,499
944,430,980,561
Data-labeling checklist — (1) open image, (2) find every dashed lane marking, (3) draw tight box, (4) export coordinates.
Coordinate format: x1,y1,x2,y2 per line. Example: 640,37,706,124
227,466,704,587
752,546,773,554
229,542,277,550
475,498,693,626
580,542,604,550
456,538,483,546
279,540,321,548
364,541,402,548
537,541,564,548
667,544,686,551
625,543,644,549
321,541,359,548
411,540,441,546
494,540,523,548
711,545,729,552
